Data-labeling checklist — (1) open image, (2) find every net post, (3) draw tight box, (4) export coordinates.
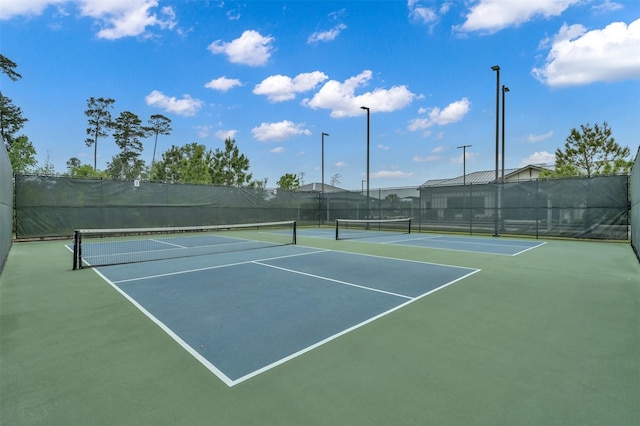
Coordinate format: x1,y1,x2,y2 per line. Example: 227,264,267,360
292,221,297,245
72,230,81,270
335,220,339,240
408,218,412,234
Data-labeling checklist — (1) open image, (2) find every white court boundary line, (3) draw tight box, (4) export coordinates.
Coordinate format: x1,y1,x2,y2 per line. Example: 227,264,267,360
91,245,481,387
230,266,480,386
111,249,330,284
150,238,187,248
253,261,413,300
350,234,546,257
93,267,237,387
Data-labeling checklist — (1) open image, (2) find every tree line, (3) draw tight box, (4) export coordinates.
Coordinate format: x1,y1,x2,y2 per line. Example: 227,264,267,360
0,54,306,189
1,54,634,190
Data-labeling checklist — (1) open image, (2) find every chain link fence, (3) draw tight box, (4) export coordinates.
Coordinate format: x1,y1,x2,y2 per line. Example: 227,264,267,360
15,173,629,241
631,147,640,262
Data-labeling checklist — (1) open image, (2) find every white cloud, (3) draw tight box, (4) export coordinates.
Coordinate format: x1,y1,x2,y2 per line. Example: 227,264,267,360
408,98,470,131
197,125,211,138
371,170,414,179
80,0,177,39
145,90,203,116
270,147,285,153
407,0,437,24
414,145,447,162
526,130,554,143
537,23,586,50
0,0,65,19
215,129,237,140
205,77,243,92
308,23,347,43
592,0,623,12
1,0,177,38
413,155,441,162
226,9,241,21
457,0,578,33
335,161,349,167
303,70,415,118
254,71,328,102
251,120,311,142
452,151,478,164
208,30,274,66
377,144,390,150
532,19,640,86
520,151,555,167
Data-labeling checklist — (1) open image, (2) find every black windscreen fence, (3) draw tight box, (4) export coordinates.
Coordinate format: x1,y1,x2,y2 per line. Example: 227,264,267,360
0,143,12,275
15,175,319,239
15,174,630,241
631,147,640,262
417,176,628,240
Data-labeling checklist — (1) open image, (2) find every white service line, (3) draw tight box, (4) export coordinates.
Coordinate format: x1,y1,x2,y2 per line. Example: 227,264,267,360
150,238,187,248
112,248,330,284
252,260,413,300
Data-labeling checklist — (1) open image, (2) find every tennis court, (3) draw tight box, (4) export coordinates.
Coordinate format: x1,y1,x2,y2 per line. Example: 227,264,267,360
94,241,478,386
1,224,638,425
299,221,545,256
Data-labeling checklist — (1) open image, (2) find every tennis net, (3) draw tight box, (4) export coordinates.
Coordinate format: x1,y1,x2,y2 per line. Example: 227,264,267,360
72,220,297,269
335,218,411,240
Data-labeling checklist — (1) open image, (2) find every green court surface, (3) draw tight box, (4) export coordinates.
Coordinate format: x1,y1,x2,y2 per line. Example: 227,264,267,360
1,232,639,426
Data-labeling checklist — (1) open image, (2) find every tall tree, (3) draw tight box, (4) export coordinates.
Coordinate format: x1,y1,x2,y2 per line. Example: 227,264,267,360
0,92,28,150
106,111,149,180
210,138,253,187
330,173,341,186
147,114,172,167
65,157,105,178
277,173,301,190
385,193,400,209
7,135,37,173
152,143,212,184
0,54,21,81
34,155,56,176
1,55,31,172
248,177,268,189
84,97,115,170
545,122,632,177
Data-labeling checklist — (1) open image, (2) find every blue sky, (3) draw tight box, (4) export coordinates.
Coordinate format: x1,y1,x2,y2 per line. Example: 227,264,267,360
2,0,639,189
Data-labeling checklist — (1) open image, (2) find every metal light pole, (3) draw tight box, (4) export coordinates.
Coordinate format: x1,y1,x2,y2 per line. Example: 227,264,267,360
458,144,472,228
501,86,509,182
360,106,370,219
491,65,500,237
457,145,472,185
321,132,329,225
321,132,329,197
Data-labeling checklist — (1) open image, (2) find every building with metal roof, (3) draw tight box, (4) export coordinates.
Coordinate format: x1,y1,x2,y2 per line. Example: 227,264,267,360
296,182,346,193
420,165,550,187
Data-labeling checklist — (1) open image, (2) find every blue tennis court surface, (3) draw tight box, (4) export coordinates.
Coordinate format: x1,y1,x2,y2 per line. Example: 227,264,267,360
298,228,545,256
95,245,479,386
